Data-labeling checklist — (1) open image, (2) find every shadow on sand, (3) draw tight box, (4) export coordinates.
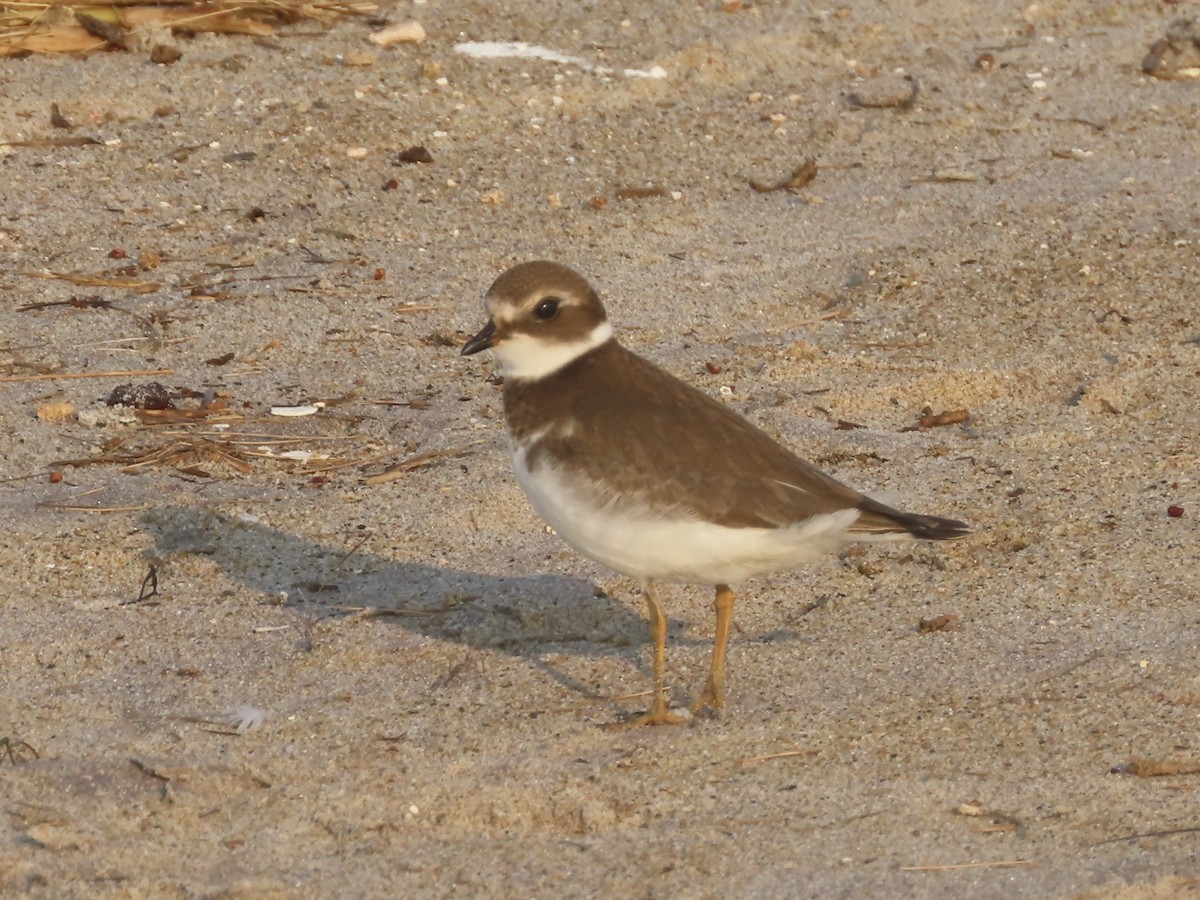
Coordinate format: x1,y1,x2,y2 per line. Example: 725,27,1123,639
137,506,673,703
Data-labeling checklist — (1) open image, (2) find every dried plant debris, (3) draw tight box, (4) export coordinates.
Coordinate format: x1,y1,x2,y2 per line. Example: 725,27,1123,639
847,73,920,109
127,565,161,604
54,388,431,480
928,169,977,183
0,0,377,57
37,401,76,423
1,134,101,148
395,145,434,164
18,296,116,313
150,42,182,64
107,381,174,410
749,159,817,194
221,705,270,734
615,185,669,200
1121,756,1200,778
20,269,160,293
1,737,39,764
1142,18,1200,80
49,102,72,128
902,408,971,431
368,19,425,46
364,442,482,485
422,330,461,348
1,366,176,384
918,613,960,633
76,9,129,48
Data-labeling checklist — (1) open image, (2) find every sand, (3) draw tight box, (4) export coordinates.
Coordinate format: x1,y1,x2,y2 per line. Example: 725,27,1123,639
1,1,1198,896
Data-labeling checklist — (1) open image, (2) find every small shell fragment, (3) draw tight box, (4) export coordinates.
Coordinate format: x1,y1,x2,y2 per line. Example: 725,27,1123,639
369,20,426,46
257,449,329,463
270,405,320,417
932,169,977,183
37,401,75,423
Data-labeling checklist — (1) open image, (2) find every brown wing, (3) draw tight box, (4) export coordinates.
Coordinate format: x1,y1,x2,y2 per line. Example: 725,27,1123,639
507,341,967,539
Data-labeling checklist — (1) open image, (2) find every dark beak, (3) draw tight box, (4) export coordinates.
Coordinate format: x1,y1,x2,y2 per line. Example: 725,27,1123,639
461,319,498,356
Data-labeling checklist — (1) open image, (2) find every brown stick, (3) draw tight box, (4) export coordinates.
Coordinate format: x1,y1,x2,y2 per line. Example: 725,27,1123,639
363,441,482,484
898,860,1034,872
735,750,813,767
0,368,175,383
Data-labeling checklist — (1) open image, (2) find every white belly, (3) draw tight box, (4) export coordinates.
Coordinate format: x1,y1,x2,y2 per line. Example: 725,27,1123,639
512,446,863,585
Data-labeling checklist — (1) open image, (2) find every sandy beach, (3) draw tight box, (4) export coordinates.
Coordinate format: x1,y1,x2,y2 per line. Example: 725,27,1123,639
2,1,1198,896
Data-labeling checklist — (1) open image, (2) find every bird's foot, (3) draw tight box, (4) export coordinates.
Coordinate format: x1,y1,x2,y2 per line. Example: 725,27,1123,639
605,695,690,728
688,679,725,717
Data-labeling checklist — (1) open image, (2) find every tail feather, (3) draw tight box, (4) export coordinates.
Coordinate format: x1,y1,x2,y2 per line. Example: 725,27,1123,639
851,495,970,541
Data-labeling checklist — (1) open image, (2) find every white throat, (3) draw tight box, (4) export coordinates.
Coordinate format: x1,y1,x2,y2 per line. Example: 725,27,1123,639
494,320,613,379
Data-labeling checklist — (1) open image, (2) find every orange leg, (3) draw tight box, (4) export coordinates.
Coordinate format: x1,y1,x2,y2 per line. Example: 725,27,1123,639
625,580,686,726
691,584,735,714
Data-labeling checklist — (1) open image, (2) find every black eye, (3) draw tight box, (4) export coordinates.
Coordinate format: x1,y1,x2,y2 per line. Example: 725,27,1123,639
534,297,561,320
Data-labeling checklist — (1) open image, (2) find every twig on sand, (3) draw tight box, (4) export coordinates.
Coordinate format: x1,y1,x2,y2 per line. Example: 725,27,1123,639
762,308,849,333
363,441,482,484
0,368,174,383
36,487,150,514
1,737,39,764
735,749,815,768
898,860,1034,872
1122,757,1200,778
1091,826,1200,847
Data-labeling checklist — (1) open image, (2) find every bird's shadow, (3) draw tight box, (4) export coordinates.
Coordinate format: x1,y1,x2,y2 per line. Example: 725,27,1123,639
137,506,659,702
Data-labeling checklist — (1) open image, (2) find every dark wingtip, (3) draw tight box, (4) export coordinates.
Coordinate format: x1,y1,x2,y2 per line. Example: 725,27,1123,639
853,495,970,541
900,513,971,541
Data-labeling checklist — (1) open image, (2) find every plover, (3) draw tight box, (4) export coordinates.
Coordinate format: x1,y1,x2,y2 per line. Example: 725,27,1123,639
462,261,968,725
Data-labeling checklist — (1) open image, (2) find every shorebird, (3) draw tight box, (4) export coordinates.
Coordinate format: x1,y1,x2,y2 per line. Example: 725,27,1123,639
462,261,968,724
